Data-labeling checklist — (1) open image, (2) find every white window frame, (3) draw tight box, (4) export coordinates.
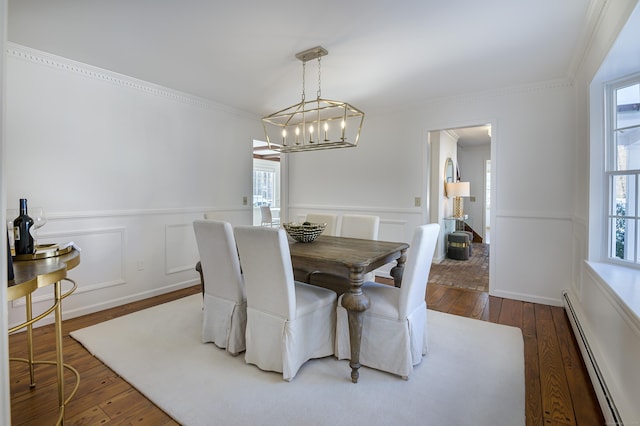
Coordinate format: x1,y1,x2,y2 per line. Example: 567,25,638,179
605,73,640,267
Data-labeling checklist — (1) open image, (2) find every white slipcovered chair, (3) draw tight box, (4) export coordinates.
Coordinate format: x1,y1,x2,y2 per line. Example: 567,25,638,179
193,220,247,355
260,205,280,227
305,213,339,236
335,223,440,378
340,214,380,240
234,225,337,381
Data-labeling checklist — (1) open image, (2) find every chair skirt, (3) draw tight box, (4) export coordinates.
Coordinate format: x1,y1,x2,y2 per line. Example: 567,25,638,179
202,293,247,355
335,297,428,378
244,284,336,381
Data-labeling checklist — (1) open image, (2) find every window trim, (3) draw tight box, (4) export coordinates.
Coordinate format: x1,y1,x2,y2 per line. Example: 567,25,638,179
604,73,640,268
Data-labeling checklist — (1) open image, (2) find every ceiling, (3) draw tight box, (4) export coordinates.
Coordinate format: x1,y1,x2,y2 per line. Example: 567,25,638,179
451,125,492,147
8,1,594,133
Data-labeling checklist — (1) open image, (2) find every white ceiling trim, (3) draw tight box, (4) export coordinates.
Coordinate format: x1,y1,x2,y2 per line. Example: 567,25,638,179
6,42,259,119
6,41,575,123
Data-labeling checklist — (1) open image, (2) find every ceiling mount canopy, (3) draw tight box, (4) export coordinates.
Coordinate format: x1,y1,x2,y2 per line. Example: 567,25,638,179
262,46,365,153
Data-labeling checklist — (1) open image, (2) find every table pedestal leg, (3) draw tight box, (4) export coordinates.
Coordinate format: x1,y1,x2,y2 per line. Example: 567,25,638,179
341,267,369,383
389,248,408,288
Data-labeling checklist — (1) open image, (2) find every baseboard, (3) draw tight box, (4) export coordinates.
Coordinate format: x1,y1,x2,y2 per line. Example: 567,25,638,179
9,280,199,331
563,291,623,425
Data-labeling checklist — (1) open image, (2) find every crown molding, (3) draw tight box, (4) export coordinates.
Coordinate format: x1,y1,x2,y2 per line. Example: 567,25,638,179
567,0,610,80
443,129,459,140
6,42,258,119
367,77,575,115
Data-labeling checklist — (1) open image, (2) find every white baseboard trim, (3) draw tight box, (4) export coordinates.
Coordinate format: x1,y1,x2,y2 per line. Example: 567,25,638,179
8,279,199,331
563,291,623,425
489,288,562,306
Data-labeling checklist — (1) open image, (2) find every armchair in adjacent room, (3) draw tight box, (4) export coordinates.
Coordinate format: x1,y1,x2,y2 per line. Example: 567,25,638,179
260,205,280,227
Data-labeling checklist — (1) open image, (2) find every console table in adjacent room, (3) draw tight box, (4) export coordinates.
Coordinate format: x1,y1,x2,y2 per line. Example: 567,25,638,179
443,215,472,233
7,246,81,425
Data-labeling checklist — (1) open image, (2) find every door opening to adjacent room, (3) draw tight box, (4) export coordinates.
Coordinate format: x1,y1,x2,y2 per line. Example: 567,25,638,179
429,124,492,293
252,140,281,226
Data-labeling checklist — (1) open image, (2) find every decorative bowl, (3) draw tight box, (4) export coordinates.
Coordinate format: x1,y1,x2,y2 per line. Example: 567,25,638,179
283,222,327,243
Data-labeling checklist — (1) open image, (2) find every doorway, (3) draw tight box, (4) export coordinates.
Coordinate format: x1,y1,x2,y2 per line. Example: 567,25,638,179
252,140,281,226
452,125,491,243
429,124,492,292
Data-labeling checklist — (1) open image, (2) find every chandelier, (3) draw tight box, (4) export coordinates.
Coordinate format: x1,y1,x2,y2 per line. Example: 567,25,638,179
262,46,365,153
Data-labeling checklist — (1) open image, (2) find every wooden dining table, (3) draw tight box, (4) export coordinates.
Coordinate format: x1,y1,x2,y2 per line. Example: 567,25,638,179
288,235,409,383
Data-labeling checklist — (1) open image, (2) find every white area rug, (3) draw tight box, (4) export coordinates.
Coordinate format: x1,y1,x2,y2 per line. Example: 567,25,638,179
71,295,525,425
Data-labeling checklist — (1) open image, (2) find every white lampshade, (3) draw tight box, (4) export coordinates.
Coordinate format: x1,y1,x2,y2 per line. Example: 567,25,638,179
446,182,470,198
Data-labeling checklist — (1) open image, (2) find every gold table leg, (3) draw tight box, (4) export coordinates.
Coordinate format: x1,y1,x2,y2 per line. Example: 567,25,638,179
55,280,65,423
26,292,36,388
9,278,80,425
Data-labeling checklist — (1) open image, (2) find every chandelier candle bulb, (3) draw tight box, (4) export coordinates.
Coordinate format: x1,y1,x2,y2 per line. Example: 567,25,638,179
309,125,314,143
295,126,300,145
282,129,287,145
324,122,329,141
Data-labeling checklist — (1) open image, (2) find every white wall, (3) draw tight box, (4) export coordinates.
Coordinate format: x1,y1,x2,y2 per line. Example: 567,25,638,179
458,143,490,241
4,44,262,329
428,130,458,261
568,0,640,423
0,0,11,423
289,81,575,305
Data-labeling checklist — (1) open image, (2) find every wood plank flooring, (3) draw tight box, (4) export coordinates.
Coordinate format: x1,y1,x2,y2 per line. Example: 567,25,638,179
9,283,604,425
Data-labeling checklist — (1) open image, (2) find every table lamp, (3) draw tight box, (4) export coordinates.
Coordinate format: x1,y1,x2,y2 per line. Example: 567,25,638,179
446,182,470,218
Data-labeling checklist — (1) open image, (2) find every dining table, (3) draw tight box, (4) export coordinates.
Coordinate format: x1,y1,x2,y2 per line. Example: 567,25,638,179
288,235,409,383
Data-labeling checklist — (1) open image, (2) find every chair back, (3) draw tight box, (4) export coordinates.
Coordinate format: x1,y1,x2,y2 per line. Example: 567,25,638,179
260,206,273,223
340,214,380,240
234,226,296,319
398,223,440,318
305,213,339,236
193,220,245,302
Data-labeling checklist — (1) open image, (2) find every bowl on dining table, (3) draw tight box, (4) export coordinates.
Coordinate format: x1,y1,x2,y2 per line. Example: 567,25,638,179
283,222,327,243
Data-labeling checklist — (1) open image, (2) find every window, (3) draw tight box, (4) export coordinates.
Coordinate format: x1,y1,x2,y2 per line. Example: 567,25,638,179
253,169,276,207
606,76,640,265
252,157,280,226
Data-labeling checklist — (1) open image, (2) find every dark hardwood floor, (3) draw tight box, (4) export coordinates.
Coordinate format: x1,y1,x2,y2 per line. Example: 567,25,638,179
9,282,604,425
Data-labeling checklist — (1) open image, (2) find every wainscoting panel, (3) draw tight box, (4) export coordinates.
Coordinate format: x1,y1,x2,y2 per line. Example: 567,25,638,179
7,208,248,330
165,222,199,275
12,227,126,307
491,214,572,305
378,219,409,243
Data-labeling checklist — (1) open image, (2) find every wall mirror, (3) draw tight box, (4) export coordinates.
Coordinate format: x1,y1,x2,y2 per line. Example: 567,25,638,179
445,158,455,183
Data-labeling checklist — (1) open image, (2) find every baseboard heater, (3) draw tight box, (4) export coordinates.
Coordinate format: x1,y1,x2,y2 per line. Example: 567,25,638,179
562,291,624,425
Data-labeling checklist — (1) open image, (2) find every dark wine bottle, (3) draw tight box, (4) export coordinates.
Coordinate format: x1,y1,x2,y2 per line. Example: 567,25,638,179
13,198,35,255
7,230,14,280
